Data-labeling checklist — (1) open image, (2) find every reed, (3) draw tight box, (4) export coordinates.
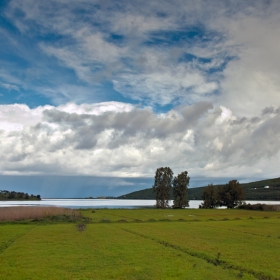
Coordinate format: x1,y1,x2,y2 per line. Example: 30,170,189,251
0,206,81,221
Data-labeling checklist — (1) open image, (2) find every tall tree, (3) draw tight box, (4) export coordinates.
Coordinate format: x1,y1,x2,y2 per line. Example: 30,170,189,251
218,180,245,208
172,171,189,208
200,184,219,208
153,167,173,209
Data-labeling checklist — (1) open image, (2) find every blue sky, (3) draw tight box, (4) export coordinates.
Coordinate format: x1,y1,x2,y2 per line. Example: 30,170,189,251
0,0,280,197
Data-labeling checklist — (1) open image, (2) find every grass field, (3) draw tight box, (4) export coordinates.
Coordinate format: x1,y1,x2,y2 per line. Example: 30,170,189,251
0,208,279,279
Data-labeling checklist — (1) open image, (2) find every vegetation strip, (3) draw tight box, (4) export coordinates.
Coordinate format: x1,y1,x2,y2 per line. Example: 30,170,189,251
117,226,276,280
96,210,135,221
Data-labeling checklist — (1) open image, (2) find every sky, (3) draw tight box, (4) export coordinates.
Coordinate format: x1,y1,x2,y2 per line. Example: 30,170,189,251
0,0,280,198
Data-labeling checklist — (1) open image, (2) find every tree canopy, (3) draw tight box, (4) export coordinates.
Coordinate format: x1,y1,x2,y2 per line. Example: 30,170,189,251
173,171,189,208
200,184,219,208
200,180,245,208
218,180,245,208
152,167,173,209
153,168,191,209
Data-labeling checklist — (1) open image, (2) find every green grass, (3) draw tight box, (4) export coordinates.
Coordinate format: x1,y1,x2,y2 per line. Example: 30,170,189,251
119,219,280,279
81,208,280,222
0,224,34,254
0,209,279,279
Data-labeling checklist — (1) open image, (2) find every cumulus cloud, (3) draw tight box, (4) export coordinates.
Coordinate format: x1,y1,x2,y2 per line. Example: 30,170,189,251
1,102,279,179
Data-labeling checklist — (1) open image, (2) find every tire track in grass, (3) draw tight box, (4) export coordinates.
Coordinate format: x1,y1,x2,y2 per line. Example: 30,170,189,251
117,226,278,280
0,226,35,255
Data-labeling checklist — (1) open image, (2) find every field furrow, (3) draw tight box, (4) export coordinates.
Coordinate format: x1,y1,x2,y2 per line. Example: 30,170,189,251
116,225,274,280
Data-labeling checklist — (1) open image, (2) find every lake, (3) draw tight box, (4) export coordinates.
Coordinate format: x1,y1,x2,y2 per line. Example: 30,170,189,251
0,199,280,209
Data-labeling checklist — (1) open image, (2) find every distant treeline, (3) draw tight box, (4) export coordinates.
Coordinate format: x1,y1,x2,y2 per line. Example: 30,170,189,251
238,203,280,211
0,190,41,200
118,177,280,201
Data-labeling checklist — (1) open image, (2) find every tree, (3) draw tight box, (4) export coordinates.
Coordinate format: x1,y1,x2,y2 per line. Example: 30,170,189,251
172,171,189,208
218,180,245,208
200,184,219,208
152,167,173,209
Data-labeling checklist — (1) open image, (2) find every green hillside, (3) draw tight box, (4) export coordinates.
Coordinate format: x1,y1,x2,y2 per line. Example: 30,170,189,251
118,177,280,201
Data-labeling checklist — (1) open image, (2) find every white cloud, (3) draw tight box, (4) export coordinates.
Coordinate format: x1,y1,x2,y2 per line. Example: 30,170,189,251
0,82,19,91
111,13,176,35
0,104,48,131
57,101,134,115
113,62,218,105
39,44,93,83
1,102,280,180
211,5,280,116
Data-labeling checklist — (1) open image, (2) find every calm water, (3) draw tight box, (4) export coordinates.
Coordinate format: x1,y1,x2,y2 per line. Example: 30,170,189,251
0,199,280,209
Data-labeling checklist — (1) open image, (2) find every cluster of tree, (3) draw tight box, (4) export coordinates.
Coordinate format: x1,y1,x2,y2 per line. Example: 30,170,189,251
152,167,189,209
0,190,41,200
200,180,245,209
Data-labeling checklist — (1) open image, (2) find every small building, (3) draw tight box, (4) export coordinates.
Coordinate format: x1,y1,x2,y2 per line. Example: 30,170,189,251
264,186,270,189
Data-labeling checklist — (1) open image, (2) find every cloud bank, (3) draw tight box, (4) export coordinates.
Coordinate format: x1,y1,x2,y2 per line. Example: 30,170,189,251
1,102,279,180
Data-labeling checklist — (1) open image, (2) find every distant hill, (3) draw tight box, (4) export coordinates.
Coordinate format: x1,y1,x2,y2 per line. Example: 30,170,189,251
117,177,280,201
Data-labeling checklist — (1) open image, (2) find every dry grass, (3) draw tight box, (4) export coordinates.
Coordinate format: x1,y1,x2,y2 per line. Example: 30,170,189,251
0,206,82,221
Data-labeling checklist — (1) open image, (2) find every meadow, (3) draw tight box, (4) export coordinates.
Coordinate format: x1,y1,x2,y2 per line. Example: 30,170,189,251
0,207,279,279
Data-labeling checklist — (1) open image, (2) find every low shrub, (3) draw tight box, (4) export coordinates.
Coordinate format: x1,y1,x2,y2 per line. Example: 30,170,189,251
238,203,280,211
77,224,86,232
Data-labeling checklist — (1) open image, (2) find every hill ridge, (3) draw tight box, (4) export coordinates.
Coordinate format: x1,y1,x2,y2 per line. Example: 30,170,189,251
117,177,280,201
